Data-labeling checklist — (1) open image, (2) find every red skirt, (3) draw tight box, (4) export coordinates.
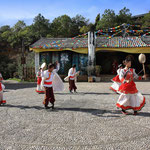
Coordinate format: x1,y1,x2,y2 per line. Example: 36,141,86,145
37,77,42,85
112,75,121,83
118,81,138,94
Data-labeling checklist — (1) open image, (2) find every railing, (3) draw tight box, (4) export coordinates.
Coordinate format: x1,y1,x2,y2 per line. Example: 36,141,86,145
23,67,36,81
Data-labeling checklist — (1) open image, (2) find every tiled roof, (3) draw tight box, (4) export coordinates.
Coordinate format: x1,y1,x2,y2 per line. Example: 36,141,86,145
97,36,150,48
31,38,88,49
30,36,150,49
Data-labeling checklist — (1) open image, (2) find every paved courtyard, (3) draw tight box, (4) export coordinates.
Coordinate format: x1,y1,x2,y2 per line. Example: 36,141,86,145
0,82,150,150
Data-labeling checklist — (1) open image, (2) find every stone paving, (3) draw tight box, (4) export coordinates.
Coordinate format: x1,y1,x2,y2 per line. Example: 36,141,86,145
0,82,150,150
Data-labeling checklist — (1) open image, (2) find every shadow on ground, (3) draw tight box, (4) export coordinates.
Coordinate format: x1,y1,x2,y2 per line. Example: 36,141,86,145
5,83,36,90
1,104,150,117
1,104,120,117
55,92,115,95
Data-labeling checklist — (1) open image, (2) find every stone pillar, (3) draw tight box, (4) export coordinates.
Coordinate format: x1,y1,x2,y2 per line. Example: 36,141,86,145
88,31,96,76
35,52,40,74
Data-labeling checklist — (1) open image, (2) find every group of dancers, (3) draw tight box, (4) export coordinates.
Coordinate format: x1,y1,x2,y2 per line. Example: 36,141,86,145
36,61,79,109
0,55,147,115
110,55,146,115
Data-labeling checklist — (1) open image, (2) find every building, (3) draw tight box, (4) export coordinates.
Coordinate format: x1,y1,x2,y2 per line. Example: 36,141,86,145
132,13,148,21
30,34,150,80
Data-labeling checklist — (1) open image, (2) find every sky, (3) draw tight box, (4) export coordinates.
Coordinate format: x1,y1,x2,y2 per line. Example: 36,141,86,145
0,0,150,27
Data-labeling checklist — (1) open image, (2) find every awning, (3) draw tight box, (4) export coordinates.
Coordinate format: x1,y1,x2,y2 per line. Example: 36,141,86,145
30,47,150,54
96,47,150,53
30,48,88,54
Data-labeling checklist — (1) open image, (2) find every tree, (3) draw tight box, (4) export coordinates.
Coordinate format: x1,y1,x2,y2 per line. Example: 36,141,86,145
32,13,50,38
72,15,89,28
7,20,27,50
0,25,12,52
116,7,132,25
142,11,150,27
0,54,17,79
0,25,11,33
80,26,90,33
13,20,26,32
95,13,100,27
71,15,89,36
50,15,73,37
80,23,95,33
95,8,133,30
7,21,34,51
96,9,116,29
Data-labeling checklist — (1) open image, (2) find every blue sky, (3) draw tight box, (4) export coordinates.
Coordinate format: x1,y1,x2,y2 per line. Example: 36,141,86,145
0,0,149,26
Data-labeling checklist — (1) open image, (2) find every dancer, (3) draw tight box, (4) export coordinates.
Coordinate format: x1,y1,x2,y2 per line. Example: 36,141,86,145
41,63,64,109
112,60,118,75
55,61,60,72
0,73,6,105
65,65,80,93
36,63,46,94
116,56,146,115
110,64,123,94
0,73,3,81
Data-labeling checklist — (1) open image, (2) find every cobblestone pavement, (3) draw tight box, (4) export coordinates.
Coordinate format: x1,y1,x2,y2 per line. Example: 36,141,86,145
0,82,150,150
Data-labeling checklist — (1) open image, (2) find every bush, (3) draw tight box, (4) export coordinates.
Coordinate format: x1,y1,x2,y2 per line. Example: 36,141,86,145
0,55,17,79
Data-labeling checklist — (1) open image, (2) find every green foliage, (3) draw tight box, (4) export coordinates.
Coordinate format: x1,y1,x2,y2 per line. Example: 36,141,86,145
50,14,89,37
80,23,95,33
95,13,100,26
96,7,133,30
13,20,26,32
142,11,150,27
96,9,116,29
116,7,133,25
32,13,50,38
80,26,90,33
0,55,17,79
50,15,73,37
7,78,21,82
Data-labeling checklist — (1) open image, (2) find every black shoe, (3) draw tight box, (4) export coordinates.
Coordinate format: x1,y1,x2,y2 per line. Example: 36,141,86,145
121,109,128,115
45,106,51,109
52,104,55,110
134,111,138,115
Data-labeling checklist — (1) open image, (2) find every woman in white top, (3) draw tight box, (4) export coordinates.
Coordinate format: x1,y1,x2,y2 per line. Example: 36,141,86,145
0,73,6,105
68,64,77,93
116,56,146,115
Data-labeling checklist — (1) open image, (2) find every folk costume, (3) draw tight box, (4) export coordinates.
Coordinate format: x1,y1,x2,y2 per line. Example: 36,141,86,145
68,67,77,93
116,68,145,114
0,73,3,81
41,68,64,109
36,63,46,94
64,66,80,93
36,69,44,93
55,62,60,72
110,64,123,94
0,73,6,105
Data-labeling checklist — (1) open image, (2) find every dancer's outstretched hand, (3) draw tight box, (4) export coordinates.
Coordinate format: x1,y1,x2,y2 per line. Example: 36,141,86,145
126,77,132,83
126,80,130,83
